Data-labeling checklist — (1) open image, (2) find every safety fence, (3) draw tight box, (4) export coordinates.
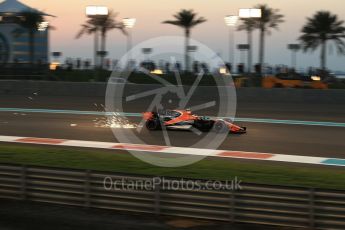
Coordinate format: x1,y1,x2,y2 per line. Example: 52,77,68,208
0,163,344,229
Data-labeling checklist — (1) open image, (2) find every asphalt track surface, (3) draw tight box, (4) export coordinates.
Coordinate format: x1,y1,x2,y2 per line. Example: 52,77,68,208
0,95,344,159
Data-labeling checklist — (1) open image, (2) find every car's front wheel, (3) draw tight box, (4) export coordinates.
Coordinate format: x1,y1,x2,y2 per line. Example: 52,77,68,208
213,120,228,133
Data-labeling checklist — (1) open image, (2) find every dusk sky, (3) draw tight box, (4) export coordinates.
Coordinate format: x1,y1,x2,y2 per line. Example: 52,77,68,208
17,0,345,71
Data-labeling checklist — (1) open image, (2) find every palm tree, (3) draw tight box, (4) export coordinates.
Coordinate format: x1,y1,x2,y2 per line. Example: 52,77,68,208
76,11,126,69
255,4,284,73
163,9,206,72
17,11,44,66
237,18,257,73
299,11,345,70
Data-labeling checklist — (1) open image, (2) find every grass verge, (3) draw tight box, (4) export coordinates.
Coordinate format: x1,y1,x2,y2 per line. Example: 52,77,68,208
0,143,344,190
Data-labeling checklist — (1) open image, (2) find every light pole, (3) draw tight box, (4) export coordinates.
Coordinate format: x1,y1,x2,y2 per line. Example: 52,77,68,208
239,8,261,73
287,44,300,70
86,6,108,69
224,15,239,69
123,18,136,67
238,44,249,73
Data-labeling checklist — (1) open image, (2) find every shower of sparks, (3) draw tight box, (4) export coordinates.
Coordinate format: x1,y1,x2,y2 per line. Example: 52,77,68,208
94,112,139,129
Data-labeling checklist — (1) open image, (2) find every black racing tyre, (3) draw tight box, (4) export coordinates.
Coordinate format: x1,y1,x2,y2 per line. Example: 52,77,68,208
213,120,228,133
145,119,161,130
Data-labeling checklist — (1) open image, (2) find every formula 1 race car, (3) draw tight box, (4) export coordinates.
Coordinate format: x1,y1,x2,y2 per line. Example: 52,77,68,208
142,109,246,134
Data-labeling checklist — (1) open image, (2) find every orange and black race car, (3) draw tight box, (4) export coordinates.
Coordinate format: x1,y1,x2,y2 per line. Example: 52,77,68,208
142,109,246,134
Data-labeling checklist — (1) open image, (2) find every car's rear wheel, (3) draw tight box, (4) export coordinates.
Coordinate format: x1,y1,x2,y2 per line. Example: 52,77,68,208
146,119,161,130
213,121,228,133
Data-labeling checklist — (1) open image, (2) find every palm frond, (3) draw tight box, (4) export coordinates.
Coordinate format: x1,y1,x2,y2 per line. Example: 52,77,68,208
237,18,257,32
162,20,183,27
254,4,284,34
190,17,207,27
75,24,94,38
76,9,126,39
299,11,345,53
333,37,345,54
163,9,206,29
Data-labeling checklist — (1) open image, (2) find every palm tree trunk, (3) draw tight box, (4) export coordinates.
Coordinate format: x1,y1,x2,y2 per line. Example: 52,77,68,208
126,30,132,65
100,31,106,70
29,29,35,67
94,28,99,69
259,27,265,74
247,29,253,73
185,29,190,73
321,40,326,70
